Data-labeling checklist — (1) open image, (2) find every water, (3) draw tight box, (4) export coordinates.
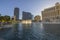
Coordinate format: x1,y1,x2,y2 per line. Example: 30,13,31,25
0,22,60,40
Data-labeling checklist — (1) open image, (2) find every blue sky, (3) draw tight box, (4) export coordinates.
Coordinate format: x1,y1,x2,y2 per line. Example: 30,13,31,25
0,0,60,19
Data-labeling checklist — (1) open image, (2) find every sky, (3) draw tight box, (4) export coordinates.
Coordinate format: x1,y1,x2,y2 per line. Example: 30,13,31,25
0,0,60,19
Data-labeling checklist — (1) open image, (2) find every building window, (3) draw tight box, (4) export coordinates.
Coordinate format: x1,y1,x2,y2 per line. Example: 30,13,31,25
56,6,59,9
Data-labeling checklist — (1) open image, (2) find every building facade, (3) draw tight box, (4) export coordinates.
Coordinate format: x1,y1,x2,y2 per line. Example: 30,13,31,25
42,2,60,22
14,7,19,20
22,11,33,20
0,14,1,16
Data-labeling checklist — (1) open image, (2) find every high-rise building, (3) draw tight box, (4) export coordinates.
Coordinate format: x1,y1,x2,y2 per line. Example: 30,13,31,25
42,2,60,22
14,7,19,20
22,11,33,20
0,14,1,16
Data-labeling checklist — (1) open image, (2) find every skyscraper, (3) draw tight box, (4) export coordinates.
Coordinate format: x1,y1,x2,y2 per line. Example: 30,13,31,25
22,11,33,20
14,7,19,20
0,14,1,16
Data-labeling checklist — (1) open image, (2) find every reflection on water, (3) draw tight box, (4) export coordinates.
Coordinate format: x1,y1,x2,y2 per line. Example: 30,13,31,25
43,23,60,40
22,24,32,40
0,23,60,40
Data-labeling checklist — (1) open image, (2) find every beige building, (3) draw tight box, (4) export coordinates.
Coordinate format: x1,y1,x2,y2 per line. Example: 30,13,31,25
42,2,60,22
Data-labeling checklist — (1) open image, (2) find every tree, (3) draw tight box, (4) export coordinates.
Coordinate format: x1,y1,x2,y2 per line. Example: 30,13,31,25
0,16,4,22
4,15,10,22
0,15,10,22
34,15,41,22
